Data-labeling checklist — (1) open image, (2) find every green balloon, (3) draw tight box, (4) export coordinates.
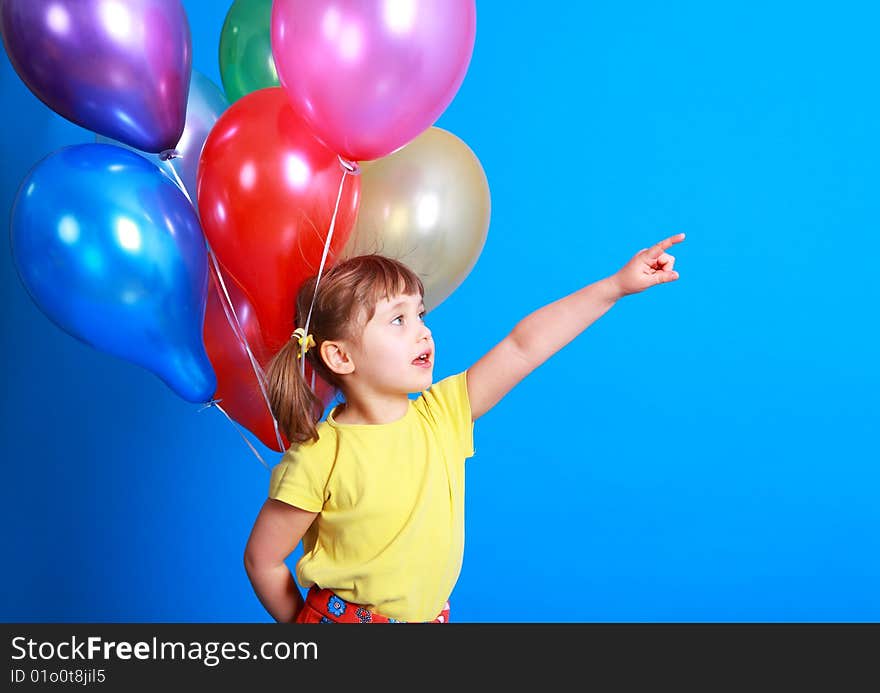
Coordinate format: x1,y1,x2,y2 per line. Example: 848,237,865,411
218,0,279,102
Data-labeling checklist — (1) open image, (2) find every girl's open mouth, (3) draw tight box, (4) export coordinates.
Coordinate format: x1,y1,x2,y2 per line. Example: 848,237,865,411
412,351,432,367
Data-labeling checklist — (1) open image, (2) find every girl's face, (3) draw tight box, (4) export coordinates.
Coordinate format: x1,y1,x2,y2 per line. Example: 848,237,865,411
354,291,434,394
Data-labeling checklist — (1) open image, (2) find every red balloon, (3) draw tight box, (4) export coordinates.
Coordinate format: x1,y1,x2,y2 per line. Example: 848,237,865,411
204,263,336,452
197,87,360,354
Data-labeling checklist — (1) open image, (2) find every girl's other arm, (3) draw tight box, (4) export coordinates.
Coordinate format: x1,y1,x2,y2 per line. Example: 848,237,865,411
466,233,684,420
243,499,318,623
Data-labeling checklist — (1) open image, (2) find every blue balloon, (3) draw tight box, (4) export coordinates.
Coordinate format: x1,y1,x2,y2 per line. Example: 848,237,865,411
10,143,216,403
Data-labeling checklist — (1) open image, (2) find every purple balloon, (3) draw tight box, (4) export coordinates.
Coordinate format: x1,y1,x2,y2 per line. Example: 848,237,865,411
0,0,191,153
270,0,476,162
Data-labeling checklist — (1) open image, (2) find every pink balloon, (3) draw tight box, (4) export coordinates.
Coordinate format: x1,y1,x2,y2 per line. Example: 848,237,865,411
270,0,476,162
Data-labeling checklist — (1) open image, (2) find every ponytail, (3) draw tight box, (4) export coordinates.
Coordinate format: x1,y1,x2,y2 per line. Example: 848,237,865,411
266,336,326,446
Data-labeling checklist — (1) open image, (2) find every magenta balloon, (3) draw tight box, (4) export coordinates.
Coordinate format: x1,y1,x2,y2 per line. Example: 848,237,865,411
270,0,476,162
0,0,191,153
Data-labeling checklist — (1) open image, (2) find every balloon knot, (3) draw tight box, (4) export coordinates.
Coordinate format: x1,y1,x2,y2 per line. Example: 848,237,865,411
159,148,181,161
337,156,360,175
198,398,222,413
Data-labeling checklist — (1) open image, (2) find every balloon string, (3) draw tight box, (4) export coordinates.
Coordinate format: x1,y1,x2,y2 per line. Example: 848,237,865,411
200,400,271,471
164,160,287,456
206,248,286,453
301,160,352,380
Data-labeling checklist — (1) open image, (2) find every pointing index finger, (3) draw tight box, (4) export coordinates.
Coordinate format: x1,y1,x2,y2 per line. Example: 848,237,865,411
649,232,686,256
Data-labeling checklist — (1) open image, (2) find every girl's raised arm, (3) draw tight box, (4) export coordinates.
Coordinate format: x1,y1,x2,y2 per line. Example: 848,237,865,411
466,233,685,421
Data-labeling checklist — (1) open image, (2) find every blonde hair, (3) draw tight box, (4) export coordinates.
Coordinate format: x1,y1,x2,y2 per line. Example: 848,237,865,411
266,254,425,446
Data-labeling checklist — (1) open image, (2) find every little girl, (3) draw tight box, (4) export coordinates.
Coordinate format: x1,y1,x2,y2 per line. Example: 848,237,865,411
243,233,685,623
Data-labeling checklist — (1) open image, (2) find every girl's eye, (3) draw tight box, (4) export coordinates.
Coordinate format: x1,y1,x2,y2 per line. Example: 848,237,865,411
392,312,425,325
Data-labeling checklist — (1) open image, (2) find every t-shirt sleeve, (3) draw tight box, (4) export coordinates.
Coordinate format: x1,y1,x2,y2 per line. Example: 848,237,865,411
267,444,335,512
419,370,476,459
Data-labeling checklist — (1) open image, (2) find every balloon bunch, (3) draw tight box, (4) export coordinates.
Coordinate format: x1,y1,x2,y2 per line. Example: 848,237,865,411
3,0,489,456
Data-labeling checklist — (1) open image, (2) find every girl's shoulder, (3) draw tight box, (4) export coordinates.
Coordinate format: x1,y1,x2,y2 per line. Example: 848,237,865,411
270,424,339,512
284,421,339,461
413,371,469,418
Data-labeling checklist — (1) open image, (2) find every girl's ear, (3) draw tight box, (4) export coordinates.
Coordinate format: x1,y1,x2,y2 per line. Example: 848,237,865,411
321,341,355,376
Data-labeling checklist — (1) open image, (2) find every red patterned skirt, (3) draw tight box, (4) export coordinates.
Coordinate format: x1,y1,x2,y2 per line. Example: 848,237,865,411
294,585,451,623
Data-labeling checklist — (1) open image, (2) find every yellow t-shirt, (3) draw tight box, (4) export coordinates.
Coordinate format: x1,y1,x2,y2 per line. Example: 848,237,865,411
268,370,476,622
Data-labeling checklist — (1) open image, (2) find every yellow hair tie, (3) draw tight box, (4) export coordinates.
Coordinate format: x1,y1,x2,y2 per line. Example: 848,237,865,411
291,327,316,360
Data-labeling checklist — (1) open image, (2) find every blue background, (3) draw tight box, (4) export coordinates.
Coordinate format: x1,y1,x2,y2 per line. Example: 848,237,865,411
2,1,878,622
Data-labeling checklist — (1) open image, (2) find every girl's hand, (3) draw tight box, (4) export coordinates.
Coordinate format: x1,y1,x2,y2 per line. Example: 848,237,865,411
609,232,685,298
